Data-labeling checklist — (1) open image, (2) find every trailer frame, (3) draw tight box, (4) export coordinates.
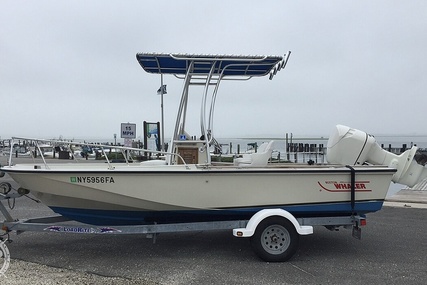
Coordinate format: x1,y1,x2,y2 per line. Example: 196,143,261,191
0,197,366,263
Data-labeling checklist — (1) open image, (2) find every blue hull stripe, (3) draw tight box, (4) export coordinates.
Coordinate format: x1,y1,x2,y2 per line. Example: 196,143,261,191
50,201,384,226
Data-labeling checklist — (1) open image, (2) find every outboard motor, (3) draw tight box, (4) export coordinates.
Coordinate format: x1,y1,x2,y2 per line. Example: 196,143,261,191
327,125,427,187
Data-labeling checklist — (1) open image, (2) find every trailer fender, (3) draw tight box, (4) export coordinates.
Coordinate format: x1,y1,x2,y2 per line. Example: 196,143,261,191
233,209,313,237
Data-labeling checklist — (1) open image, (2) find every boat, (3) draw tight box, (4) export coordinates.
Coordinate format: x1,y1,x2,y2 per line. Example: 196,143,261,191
35,144,55,158
2,52,427,226
2,146,31,158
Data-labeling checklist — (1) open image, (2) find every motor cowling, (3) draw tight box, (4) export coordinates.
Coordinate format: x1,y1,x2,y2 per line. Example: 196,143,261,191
327,125,427,187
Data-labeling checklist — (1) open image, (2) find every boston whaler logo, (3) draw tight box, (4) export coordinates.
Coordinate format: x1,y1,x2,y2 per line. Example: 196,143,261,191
70,176,115,183
318,180,372,192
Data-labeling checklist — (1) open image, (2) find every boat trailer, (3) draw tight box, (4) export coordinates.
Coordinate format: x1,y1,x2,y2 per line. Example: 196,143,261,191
0,186,367,264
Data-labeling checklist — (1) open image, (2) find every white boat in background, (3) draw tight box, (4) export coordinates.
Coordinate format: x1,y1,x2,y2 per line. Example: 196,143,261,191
36,144,55,158
1,146,31,158
2,52,427,226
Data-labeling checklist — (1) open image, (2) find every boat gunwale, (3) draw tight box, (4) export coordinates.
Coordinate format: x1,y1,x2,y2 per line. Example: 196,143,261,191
2,164,397,175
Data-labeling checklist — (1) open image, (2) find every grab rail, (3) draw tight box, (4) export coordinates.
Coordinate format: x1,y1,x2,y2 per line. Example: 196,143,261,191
7,137,189,170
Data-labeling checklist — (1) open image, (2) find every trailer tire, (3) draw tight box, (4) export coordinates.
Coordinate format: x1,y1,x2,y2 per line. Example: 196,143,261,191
0,240,10,275
250,216,299,262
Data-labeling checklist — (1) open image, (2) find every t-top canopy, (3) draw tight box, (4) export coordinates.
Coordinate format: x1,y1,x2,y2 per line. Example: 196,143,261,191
136,52,290,78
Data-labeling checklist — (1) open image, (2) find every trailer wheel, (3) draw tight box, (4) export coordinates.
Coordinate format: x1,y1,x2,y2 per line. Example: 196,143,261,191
250,216,299,262
0,240,10,275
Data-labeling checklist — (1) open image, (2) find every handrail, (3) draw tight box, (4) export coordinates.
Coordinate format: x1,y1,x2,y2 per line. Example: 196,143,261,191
35,143,50,169
7,137,190,170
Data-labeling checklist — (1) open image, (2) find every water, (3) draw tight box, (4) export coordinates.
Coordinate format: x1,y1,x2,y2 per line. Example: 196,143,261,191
387,182,406,197
216,135,427,154
373,135,427,151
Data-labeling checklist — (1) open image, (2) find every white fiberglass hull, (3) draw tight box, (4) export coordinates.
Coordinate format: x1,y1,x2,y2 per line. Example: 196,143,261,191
2,162,395,225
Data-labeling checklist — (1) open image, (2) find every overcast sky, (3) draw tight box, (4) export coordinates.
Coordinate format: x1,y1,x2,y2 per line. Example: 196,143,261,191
1,1,427,141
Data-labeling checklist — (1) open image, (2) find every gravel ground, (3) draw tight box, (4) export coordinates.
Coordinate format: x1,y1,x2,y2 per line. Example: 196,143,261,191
1,259,158,285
